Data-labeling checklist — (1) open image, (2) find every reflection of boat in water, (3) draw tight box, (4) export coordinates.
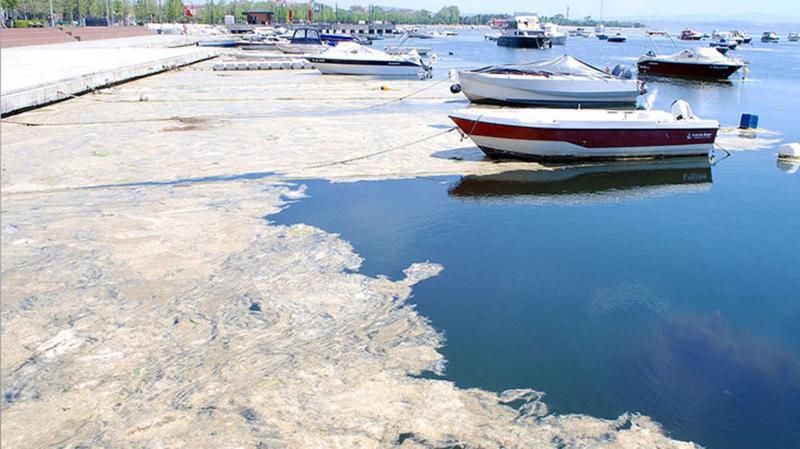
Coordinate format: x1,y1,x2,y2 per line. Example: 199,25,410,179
448,158,712,201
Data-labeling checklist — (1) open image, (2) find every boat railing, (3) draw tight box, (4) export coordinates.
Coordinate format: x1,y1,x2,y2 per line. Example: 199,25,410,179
645,30,679,54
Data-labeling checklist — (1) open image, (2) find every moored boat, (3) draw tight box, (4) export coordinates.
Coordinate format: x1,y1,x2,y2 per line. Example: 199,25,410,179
761,31,779,42
637,47,744,79
709,36,737,52
607,32,627,42
680,29,704,40
496,16,550,48
308,42,433,78
454,55,644,107
595,24,608,40
544,23,567,45
788,32,800,42
449,100,719,161
730,30,751,44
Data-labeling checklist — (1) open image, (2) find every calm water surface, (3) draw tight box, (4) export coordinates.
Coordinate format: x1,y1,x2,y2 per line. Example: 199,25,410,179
275,30,800,449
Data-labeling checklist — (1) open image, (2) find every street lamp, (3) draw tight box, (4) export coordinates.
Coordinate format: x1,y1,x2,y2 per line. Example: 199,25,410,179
49,0,55,27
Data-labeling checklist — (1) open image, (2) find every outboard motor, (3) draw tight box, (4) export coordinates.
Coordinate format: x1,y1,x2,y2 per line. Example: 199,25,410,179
671,99,695,120
611,64,633,79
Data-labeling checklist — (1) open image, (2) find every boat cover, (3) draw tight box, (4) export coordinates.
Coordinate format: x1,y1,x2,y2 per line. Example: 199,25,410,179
472,55,612,77
666,47,737,63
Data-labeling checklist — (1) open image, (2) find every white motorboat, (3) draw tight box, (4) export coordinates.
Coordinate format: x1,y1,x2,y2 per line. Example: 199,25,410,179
449,100,719,161
496,15,551,48
638,34,745,79
453,55,644,107
544,23,567,45
276,27,329,54
709,32,738,51
788,32,800,42
761,31,779,42
730,30,751,44
680,29,704,40
308,42,433,78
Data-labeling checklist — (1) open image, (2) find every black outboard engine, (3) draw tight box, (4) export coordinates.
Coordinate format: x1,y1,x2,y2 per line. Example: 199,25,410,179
611,64,633,79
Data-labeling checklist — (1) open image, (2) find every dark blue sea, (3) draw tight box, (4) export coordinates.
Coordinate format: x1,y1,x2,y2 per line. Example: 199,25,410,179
276,29,800,449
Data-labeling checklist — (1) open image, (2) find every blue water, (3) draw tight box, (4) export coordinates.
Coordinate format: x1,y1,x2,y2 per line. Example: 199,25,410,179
275,30,800,449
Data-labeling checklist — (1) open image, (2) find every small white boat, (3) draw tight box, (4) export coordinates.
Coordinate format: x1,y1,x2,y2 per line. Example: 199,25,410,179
709,32,738,51
788,32,800,42
309,43,433,78
449,100,719,161
544,23,567,45
761,31,779,43
454,55,644,107
680,29,704,40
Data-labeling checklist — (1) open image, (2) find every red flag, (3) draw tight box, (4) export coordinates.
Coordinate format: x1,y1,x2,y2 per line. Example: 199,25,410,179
184,6,193,17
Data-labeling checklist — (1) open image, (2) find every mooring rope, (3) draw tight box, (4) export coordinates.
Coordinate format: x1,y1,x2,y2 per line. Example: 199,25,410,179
1,78,454,127
711,143,732,165
301,126,459,170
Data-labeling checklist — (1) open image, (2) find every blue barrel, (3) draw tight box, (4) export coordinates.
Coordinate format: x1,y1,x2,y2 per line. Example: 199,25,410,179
739,113,759,129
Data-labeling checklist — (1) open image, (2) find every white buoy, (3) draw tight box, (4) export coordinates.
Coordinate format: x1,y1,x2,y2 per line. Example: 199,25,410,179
778,142,800,160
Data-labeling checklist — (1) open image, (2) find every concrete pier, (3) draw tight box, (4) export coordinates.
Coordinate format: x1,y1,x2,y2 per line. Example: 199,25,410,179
1,35,218,115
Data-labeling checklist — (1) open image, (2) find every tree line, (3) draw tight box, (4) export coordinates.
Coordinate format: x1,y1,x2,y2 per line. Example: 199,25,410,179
1,0,466,26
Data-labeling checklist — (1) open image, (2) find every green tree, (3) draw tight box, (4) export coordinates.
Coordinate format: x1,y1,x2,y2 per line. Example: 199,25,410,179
163,0,182,21
2,0,20,17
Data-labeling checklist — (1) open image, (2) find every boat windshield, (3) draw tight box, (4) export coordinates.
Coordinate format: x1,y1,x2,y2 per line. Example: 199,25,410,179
472,55,610,77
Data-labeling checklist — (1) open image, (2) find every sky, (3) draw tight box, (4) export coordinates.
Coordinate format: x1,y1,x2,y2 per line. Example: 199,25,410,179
332,0,799,20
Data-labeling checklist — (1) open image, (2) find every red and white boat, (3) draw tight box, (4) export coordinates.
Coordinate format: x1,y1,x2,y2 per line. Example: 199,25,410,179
449,100,719,161
680,29,704,40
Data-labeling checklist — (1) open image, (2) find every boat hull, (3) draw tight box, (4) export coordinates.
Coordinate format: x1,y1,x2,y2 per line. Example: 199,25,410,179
497,36,550,48
449,115,717,161
308,58,423,76
459,71,640,107
637,60,742,79
548,35,567,45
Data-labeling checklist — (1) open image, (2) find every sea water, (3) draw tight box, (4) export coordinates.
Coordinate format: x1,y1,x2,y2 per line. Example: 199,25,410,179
275,29,800,449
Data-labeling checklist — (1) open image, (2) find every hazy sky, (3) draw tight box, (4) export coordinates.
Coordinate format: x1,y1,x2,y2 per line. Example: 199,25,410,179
335,0,798,19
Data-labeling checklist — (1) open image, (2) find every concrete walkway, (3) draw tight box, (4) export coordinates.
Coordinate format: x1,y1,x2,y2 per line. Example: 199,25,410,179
1,35,218,115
